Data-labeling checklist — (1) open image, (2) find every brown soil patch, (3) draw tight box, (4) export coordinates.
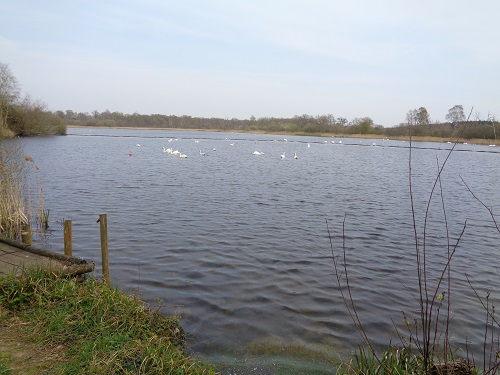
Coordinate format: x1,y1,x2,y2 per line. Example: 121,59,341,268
0,310,65,374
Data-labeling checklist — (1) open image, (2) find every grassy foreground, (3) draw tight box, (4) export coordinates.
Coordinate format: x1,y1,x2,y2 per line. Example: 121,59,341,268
0,269,214,375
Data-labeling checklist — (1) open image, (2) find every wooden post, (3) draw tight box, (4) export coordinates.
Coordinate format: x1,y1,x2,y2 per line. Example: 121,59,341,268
21,225,32,246
64,220,72,257
99,214,110,286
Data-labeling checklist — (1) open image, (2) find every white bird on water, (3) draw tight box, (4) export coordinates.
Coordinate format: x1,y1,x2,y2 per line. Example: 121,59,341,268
179,153,188,158
280,152,285,159
307,143,310,148
294,152,298,159
253,151,264,155
199,150,206,156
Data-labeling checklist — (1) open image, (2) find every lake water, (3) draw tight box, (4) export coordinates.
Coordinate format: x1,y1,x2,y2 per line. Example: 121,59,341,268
6,128,500,373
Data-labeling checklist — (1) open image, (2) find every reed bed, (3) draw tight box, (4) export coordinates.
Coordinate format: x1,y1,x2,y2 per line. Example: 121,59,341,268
0,146,47,241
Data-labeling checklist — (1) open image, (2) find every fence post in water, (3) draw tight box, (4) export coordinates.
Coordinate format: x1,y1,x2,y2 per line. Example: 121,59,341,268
64,220,72,257
99,214,110,286
21,225,32,246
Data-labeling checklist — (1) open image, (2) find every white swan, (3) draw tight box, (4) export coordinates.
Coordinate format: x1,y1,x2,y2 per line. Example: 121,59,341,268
253,151,264,155
229,143,235,146
179,153,188,158
172,150,180,155
199,150,206,156
194,140,200,143
294,152,298,159
307,143,310,148
280,152,285,159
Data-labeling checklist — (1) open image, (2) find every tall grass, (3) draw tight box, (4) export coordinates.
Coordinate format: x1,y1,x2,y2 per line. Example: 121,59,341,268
0,268,214,374
0,145,46,241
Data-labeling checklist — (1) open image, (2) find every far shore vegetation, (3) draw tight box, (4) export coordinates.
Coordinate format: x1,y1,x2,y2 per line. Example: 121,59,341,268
1,62,499,144
60,106,499,145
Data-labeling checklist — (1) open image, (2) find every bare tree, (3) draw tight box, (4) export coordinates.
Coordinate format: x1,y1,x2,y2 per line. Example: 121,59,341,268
487,112,497,140
0,62,20,129
445,105,466,129
416,107,430,126
406,107,431,127
406,109,418,125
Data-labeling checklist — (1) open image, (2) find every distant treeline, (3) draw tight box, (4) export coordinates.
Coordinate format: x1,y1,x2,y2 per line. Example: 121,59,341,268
2,60,497,140
58,109,499,140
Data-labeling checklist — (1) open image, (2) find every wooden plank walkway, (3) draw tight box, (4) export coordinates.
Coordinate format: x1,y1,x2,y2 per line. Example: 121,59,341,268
0,237,94,277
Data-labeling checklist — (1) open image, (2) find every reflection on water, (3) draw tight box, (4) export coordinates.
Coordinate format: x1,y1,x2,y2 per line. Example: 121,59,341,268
10,128,500,372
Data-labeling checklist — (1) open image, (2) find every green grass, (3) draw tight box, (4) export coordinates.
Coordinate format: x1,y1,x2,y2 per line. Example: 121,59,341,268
0,268,214,374
335,345,425,375
334,344,478,374
0,353,12,375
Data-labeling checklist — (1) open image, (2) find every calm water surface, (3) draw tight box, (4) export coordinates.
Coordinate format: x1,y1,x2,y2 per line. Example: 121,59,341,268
8,128,500,373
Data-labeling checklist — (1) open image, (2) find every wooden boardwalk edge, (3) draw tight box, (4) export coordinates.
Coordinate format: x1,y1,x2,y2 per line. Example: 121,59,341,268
0,237,94,276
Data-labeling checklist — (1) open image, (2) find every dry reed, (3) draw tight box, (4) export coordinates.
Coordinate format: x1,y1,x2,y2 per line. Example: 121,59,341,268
0,145,46,241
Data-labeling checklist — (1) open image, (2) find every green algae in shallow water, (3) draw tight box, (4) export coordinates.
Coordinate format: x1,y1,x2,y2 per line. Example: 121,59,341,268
213,355,337,375
210,336,341,374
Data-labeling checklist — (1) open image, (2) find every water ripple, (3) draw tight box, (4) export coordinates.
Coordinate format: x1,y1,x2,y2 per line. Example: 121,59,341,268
13,129,500,369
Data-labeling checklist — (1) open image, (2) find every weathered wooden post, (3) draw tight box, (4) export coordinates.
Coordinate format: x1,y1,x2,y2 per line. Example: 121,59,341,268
21,225,32,246
64,220,72,256
99,214,110,286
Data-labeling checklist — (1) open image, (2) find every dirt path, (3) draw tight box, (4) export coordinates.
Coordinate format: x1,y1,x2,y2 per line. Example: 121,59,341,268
0,312,65,374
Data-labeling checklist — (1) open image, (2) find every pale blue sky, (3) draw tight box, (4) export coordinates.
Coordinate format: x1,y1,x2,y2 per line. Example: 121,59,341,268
1,0,499,126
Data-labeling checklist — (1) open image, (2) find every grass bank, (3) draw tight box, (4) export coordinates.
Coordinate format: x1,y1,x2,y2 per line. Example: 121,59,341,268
0,269,214,374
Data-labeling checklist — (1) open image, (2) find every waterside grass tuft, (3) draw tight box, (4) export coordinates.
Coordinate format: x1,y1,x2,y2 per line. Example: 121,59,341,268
0,268,214,374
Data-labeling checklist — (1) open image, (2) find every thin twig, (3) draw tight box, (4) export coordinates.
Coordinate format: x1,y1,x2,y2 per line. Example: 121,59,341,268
326,217,386,369
460,175,500,234
465,274,500,328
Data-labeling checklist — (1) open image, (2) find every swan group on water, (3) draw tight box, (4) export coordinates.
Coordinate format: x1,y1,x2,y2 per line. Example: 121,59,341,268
163,146,188,158
154,137,346,160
